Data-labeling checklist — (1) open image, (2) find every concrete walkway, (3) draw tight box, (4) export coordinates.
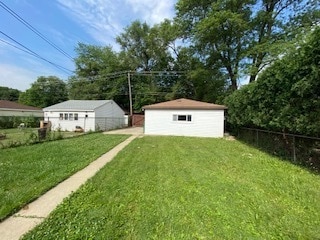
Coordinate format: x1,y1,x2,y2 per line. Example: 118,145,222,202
104,127,143,136
0,135,137,240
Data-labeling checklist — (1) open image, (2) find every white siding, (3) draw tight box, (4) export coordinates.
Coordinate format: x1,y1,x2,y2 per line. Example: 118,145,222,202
94,100,125,130
45,111,95,132
44,100,125,132
144,109,225,138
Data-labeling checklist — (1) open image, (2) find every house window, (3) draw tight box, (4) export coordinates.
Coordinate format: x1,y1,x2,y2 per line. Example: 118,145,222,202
59,113,63,120
74,113,78,120
64,113,68,120
173,114,192,122
69,113,74,121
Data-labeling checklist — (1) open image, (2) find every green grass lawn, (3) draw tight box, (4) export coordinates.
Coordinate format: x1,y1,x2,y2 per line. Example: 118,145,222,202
0,133,128,221
0,128,83,148
23,136,320,239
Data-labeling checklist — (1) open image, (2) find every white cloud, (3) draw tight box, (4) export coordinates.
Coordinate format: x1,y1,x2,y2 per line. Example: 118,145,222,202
126,0,176,24
56,0,176,45
0,61,70,91
0,64,38,91
57,0,123,45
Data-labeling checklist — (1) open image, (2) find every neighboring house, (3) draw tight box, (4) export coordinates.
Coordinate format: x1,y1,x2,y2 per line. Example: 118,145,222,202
0,100,43,117
143,98,227,138
43,100,125,132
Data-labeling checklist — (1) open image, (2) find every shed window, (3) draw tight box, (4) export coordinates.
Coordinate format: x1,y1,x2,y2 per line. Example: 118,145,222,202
74,113,78,120
173,114,192,122
59,113,63,120
69,113,74,121
64,113,68,120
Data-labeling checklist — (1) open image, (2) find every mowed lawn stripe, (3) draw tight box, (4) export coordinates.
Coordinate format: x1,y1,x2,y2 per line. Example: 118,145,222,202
23,136,320,239
0,133,129,221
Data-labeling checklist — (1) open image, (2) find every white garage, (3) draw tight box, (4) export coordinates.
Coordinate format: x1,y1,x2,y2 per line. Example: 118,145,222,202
143,98,227,138
43,100,125,132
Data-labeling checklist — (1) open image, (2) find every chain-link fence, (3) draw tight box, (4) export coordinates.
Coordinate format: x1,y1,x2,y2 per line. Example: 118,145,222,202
236,128,320,173
0,116,43,129
43,116,127,132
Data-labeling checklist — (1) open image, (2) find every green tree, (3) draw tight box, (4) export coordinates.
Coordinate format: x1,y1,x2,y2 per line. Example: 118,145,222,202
19,76,68,108
247,0,320,82
116,20,174,71
175,0,320,89
225,28,320,136
116,20,182,110
68,43,128,107
74,43,122,77
176,0,253,90
0,86,20,101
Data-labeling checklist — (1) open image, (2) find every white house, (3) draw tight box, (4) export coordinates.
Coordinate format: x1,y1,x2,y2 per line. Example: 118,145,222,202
0,100,43,117
143,98,227,138
43,100,125,132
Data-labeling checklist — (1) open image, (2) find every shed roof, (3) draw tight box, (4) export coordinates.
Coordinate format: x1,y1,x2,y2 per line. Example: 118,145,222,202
0,100,42,111
143,98,227,110
43,100,113,111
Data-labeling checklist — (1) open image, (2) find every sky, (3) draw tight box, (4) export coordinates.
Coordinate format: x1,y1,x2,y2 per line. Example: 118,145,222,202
0,0,177,91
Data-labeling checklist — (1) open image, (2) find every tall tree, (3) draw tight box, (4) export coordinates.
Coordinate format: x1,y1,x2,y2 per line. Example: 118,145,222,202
68,43,128,106
116,20,181,110
74,43,122,77
19,76,67,108
176,0,252,90
175,0,320,89
116,20,174,71
247,0,320,82
225,27,320,136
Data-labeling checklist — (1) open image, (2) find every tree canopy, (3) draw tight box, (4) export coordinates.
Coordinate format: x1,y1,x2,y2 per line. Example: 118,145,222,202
225,27,320,136
66,1,319,113
175,0,320,89
68,19,228,111
19,76,68,108
0,86,20,102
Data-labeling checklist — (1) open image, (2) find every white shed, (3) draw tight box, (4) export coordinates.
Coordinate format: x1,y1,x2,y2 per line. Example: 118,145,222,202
143,98,227,138
43,100,125,132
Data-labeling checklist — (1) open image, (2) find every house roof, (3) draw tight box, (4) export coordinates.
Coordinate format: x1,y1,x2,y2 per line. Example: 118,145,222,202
143,98,227,110
0,100,42,111
43,100,113,111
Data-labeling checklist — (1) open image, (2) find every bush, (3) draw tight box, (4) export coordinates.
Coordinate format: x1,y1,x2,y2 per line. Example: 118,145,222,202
0,116,41,129
225,28,320,137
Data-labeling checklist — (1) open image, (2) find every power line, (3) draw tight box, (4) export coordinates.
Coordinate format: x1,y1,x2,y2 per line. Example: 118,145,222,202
0,1,73,60
0,38,37,56
0,31,73,74
72,70,186,81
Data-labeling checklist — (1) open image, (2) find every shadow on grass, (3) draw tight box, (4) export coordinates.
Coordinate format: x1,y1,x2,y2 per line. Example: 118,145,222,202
233,128,320,175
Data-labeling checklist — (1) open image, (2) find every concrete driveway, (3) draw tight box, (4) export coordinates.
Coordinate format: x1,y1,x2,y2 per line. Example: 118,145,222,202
104,127,143,136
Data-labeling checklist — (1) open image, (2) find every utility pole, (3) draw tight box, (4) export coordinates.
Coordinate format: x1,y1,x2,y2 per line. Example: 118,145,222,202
127,71,133,117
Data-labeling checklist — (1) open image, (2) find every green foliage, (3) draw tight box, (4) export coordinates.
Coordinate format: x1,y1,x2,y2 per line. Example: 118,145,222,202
0,86,20,101
68,43,129,109
24,137,320,239
19,76,68,108
0,116,40,129
0,133,128,220
225,28,320,136
68,19,230,111
73,43,123,77
175,0,320,88
116,20,175,71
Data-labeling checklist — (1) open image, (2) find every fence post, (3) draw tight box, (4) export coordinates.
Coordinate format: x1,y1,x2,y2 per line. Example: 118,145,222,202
293,135,296,163
256,129,259,146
